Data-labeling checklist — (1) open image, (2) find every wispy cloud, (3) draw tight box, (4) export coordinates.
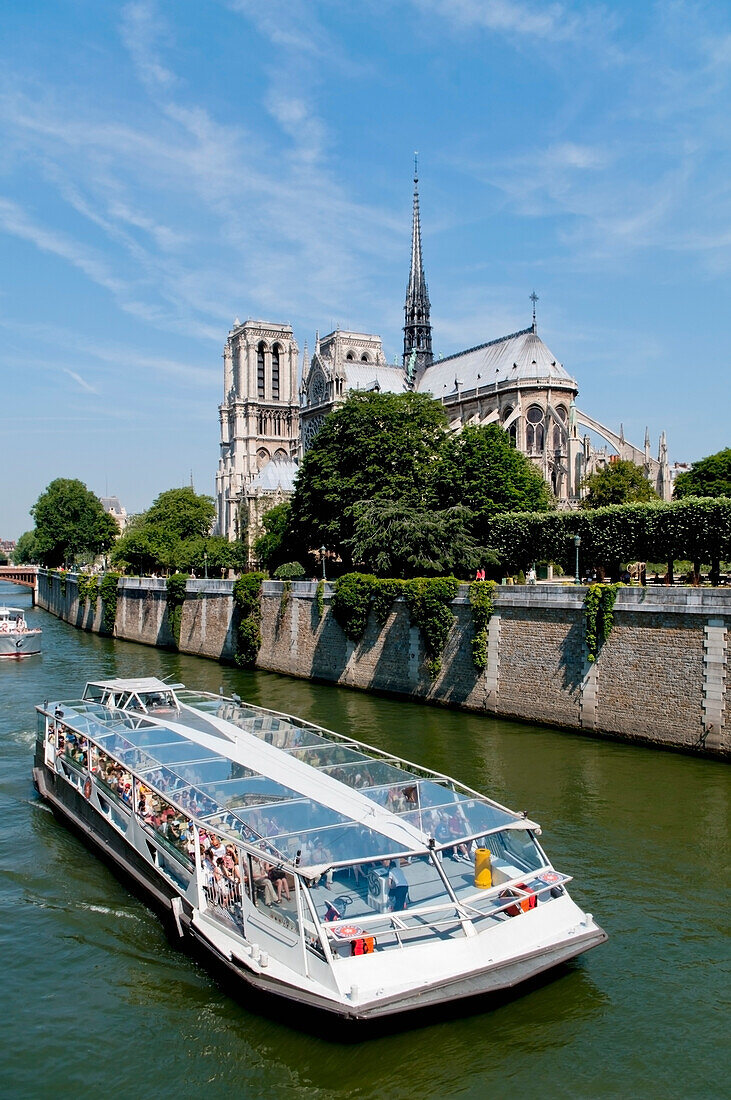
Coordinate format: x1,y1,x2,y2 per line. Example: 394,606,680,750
62,368,99,394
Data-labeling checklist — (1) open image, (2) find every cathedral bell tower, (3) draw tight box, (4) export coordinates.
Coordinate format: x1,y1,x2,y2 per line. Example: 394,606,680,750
403,155,433,385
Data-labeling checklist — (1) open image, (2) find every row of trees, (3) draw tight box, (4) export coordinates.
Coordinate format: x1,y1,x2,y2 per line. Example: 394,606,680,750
14,481,245,577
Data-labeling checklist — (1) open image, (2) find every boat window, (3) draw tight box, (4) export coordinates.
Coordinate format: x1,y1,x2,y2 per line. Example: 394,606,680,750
163,759,253,787
286,745,365,767
136,764,191,795
60,729,89,768
136,780,193,868
115,746,160,773
91,745,134,808
144,742,223,766
83,685,105,703
488,829,543,872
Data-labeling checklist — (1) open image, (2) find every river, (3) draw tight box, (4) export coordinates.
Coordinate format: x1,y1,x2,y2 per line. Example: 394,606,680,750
0,581,727,1098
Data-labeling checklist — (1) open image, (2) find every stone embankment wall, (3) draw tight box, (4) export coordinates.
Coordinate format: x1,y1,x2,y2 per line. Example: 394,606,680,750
37,572,729,757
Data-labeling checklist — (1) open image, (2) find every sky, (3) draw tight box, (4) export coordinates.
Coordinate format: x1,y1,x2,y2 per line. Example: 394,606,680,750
2,0,730,539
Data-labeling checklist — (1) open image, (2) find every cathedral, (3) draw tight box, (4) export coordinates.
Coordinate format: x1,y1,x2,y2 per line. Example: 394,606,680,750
215,166,671,553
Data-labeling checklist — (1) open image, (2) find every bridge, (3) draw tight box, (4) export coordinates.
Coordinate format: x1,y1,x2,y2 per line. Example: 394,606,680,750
0,565,38,602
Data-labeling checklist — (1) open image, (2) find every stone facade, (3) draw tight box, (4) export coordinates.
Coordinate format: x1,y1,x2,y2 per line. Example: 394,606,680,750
38,571,729,757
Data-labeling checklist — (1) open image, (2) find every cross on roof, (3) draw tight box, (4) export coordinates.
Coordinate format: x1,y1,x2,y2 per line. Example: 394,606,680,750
530,290,539,328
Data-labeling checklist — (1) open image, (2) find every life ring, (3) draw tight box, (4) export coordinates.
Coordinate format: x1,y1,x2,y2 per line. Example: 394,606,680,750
332,924,362,939
83,777,92,800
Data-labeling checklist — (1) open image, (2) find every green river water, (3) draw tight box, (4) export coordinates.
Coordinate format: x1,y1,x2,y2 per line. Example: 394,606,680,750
0,582,728,1099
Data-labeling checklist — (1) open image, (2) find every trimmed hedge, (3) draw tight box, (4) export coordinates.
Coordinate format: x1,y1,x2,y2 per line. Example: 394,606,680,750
487,497,731,574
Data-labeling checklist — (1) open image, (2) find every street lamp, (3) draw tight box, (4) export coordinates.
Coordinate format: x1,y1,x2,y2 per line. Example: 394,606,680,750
203,550,208,580
320,546,327,582
574,534,581,585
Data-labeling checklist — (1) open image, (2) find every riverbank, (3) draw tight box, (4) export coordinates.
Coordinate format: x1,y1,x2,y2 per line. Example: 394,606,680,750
36,570,729,757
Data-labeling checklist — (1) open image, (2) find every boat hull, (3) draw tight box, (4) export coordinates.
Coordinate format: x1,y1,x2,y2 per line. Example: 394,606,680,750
0,630,42,657
32,747,607,1025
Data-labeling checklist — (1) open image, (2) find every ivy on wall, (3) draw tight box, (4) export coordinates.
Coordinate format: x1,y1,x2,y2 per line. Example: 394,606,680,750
165,573,190,649
403,577,460,679
233,572,266,667
584,583,621,662
331,573,460,678
100,573,121,635
469,579,497,671
315,579,325,620
77,574,99,606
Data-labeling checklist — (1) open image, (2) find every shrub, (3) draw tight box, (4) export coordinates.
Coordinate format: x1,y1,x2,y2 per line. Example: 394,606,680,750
332,573,377,640
77,574,99,606
273,561,306,580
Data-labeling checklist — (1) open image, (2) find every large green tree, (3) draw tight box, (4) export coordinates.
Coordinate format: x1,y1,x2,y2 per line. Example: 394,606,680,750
580,459,659,509
254,502,296,573
13,530,39,564
673,448,731,499
432,424,552,539
288,391,448,568
346,500,498,578
31,478,118,567
111,487,236,575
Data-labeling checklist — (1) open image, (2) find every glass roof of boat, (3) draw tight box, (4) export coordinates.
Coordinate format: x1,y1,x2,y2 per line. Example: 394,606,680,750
54,689,524,870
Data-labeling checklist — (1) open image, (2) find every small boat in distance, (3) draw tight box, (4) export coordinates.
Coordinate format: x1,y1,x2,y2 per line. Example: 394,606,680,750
33,678,606,1024
0,606,41,657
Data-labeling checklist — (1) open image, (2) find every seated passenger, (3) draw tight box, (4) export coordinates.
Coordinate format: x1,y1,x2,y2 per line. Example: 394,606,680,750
250,856,277,906
265,863,291,903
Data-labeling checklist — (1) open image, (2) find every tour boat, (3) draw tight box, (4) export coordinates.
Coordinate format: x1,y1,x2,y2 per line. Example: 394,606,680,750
0,606,42,657
33,678,606,1022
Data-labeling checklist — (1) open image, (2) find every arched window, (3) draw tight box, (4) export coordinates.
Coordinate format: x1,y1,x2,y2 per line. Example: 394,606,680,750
526,405,545,452
345,351,355,361
501,406,517,447
361,353,370,362
271,343,280,401
256,448,269,469
553,405,567,450
257,342,266,399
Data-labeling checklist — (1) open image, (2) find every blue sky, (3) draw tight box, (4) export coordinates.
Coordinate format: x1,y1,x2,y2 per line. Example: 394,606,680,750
2,0,729,538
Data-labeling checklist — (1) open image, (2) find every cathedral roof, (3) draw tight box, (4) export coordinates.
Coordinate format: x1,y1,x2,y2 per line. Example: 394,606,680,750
341,362,406,394
417,327,576,398
249,456,298,493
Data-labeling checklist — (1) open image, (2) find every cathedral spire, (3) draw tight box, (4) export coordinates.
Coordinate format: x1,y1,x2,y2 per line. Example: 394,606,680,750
403,153,433,383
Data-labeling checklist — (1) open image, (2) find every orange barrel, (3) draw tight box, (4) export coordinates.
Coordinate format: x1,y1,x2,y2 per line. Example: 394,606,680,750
474,848,492,889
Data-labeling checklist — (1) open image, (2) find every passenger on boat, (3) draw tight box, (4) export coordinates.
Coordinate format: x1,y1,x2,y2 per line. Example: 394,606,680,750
386,860,409,911
250,856,277,906
264,862,291,902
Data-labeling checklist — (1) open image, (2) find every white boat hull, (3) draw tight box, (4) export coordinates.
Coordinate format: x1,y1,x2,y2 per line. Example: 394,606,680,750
0,629,42,657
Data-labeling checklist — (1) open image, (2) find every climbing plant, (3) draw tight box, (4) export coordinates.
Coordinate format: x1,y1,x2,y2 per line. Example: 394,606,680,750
315,579,325,620
165,573,190,648
278,579,292,622
332,573,378,640
584,582,622,662
403,576,460,679
233,572,266,666
371,579,406,624
77,574,99,606
100,573,121,634
469,579,498,672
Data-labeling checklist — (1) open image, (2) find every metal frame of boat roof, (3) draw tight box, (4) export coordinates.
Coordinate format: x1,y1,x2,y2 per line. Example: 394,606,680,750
51,684,539,875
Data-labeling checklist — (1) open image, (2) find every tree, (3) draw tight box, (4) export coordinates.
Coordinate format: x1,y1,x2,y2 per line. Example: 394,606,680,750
432,424,552,540
13,531,39,564
141,487,216,540
254,503,295,573
288,391,448,567
31,478,118,567
673,448,731,499
580,460,659,509
111,486,228,575
346,500,497,578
